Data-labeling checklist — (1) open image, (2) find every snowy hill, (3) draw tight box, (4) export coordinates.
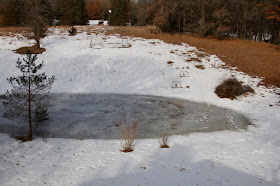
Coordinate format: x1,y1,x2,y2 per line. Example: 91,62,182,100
0,26,279,185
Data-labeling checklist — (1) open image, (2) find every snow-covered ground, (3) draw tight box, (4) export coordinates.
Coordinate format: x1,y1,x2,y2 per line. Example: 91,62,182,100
0,26,279,185
89,20,108,26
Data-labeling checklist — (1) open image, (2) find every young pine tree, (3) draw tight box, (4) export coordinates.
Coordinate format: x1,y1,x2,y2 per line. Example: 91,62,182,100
2,52,55,141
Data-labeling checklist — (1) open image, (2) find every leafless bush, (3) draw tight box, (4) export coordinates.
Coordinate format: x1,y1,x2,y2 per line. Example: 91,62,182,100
120,121,140,152
159,132,170,148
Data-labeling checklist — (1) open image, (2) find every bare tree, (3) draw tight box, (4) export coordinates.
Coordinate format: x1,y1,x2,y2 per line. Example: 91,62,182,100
25,0,52,48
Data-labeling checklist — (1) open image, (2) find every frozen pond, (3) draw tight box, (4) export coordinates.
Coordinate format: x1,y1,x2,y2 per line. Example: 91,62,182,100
0,94,251,139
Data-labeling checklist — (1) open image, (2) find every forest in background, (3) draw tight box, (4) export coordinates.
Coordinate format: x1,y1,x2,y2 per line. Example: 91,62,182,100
0,0,279,44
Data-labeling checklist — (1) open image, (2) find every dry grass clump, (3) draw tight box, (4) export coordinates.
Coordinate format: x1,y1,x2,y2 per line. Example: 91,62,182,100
14,45,46,54
106,26,280,87
167,61,175,65
195,64,205,69
215,78,254,100
120,121,140,152
191,57,202,62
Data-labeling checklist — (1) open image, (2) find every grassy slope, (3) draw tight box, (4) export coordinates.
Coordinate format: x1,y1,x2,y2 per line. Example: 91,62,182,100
106,26,280,88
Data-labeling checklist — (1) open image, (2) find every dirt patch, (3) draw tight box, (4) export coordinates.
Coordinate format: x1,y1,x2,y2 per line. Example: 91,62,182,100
106,26,280,88
14,45,46,54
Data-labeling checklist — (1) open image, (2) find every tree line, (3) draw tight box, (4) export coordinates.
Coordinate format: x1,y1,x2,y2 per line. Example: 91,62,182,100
0,0,279,44
131,0,280,44
0,0,88,27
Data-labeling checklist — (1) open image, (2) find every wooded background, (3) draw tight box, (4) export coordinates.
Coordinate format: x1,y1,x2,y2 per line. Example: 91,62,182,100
0,0,279,44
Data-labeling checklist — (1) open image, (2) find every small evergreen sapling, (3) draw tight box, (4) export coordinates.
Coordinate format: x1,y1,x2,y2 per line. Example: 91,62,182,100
2,51,55,141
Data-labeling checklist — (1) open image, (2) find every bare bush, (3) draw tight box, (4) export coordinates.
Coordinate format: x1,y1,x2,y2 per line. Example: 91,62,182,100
120,121,140,152
159,132,170,148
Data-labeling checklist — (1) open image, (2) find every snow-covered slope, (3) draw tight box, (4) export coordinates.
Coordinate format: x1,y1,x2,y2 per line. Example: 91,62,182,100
0,26,279,185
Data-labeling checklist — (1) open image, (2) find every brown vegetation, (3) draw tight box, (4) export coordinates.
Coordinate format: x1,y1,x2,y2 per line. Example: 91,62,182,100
195,65,205,70
159,133,170,148
0,26,32,37
14,45,46,54
215,78,255,100
167,61,174,65
15,136,32,142
120,121,140,152
106,26,280,87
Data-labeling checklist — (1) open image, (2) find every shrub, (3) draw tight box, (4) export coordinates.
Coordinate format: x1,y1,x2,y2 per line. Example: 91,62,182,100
35,104,49,122
120,121,140,152
159,133,170,148
215,78,254,100
69,26,77,36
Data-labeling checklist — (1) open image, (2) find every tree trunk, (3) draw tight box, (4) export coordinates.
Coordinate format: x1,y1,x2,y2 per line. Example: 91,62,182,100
200,0,205,37
28,70,32,141
242,1,247,39
36,38,40,49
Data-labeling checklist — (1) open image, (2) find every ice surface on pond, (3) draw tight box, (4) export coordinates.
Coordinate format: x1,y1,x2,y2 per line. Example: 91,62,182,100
0,94,251,139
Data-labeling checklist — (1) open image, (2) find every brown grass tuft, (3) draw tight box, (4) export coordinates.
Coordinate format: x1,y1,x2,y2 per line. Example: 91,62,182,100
191,57,202,62
167,61,175,65
195,65,205,69
215,78,254,100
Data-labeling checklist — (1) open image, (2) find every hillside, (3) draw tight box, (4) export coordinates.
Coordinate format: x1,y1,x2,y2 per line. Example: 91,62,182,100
0,26,279,186
106,26,280,88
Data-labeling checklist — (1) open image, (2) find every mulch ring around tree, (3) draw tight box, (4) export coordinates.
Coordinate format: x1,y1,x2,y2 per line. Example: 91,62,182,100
14,45,46,54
